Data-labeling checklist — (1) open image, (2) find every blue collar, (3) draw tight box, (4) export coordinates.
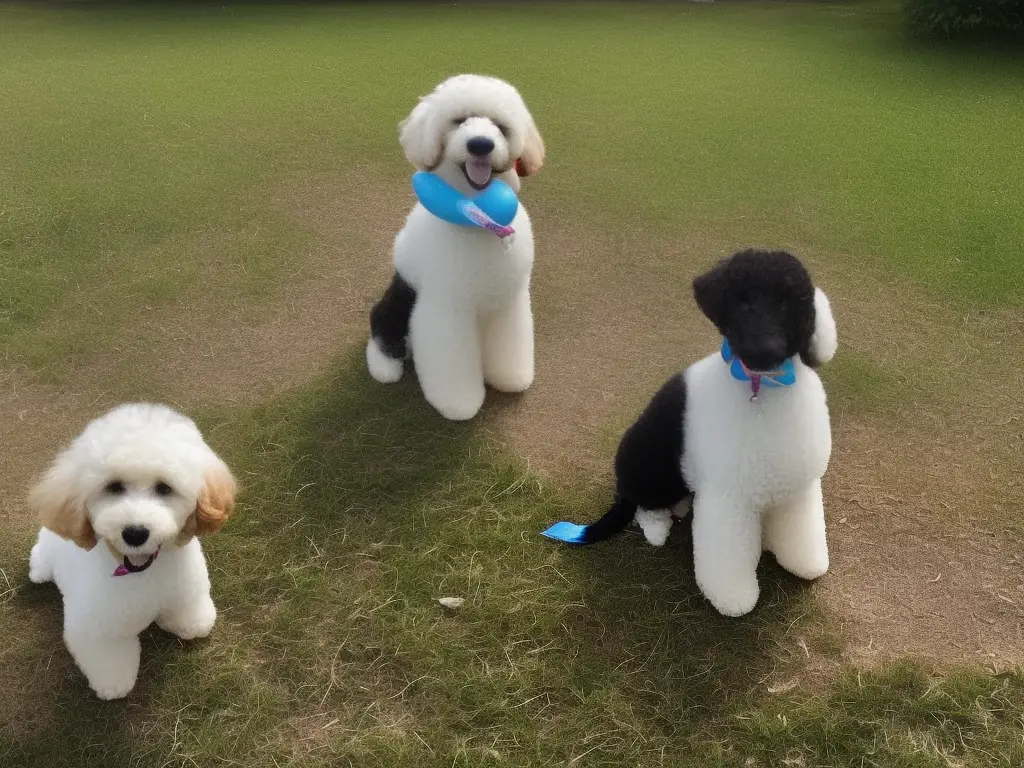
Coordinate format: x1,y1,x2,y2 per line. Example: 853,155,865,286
720,339,795,400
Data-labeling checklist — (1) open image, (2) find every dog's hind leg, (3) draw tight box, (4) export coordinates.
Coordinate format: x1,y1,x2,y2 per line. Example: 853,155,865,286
367,272,416,384
28,530,54,584
692,491,762,617
482,288,534,393
763,479,829,581
635,507,673,546
409,298,485,421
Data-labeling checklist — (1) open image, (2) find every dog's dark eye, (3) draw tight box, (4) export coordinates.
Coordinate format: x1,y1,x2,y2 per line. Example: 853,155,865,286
495,123,510,138
154,482,173,497
451,117,466,127
105,480,126,495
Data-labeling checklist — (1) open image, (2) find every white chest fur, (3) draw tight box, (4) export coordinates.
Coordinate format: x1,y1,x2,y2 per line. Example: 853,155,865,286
393,203,534,311
681,353,832,508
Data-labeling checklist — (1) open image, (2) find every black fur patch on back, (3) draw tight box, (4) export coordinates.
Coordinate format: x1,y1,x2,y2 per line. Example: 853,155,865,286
369,272,417,360
614,372,690,510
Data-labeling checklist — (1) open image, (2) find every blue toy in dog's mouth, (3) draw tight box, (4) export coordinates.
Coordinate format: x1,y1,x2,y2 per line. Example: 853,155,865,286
720,338,795,401
412,171,518,238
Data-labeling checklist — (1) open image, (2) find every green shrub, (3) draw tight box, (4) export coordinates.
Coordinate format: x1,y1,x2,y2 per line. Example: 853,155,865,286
905,0,1024,38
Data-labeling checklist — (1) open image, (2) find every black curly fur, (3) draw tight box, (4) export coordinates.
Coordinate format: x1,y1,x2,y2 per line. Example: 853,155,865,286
578,373,691,545
693,249,817,372
369,272,417,360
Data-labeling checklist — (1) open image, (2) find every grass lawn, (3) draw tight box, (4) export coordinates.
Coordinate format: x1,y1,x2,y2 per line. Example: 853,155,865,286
2,1,1023,766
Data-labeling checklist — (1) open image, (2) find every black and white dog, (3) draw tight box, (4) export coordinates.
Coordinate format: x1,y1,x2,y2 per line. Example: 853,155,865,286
544,249,838,617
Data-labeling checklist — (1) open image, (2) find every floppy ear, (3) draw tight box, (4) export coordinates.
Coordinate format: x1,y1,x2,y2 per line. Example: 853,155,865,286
29,456,97,550
517,116,545,177
195,459,236,537
398,95,443,171
800,287,838,367
692,260,729,330
178,458,236,545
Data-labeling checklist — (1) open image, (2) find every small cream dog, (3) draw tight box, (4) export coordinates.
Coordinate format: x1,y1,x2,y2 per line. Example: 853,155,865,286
366,74,545,421
28,403,236,699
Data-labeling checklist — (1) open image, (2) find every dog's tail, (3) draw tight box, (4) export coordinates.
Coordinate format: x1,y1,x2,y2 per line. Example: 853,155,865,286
541,496,637,546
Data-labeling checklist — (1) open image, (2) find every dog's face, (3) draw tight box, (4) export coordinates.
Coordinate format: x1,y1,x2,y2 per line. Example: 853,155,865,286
29,404,236,564
693,249,819,372
399,74,545,192
86,466,197,560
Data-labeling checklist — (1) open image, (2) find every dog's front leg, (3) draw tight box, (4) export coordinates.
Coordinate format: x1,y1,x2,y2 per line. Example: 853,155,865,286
410,298,485,421
482,288,534,393
762,479,829,581
692,491,762,617
158,594,217,640
65,625,141,700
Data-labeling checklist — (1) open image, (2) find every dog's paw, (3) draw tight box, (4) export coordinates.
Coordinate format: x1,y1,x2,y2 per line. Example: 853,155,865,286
776,549,829,582
158,600,216,640
431,397,484,422
90,674,137,700
485,368,534,394
366,338,404,384
635,508,672,546
423,381,486,421
27,544,54,585
28,545,52,584
700,577,760,618
165,619,215,641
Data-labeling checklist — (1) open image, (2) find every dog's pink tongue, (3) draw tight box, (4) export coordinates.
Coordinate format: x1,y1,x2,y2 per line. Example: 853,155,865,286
466,158,492,187
125,553,151,567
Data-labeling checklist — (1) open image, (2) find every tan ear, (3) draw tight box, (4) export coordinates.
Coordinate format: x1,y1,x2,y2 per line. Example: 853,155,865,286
517,118,545,177
29,462,96,550
193,462,237,537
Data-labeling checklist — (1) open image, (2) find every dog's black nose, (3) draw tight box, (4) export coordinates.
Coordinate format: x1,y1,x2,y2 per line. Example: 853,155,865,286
121,526,150,547
466,136,494,157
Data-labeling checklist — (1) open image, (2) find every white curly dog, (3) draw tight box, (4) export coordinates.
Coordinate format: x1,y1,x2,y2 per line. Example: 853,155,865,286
366,74,545,421
544,249,838,618
28,403,236,699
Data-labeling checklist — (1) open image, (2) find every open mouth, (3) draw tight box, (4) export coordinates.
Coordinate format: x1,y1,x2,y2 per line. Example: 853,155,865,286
461,158,493,190
117,548,160,574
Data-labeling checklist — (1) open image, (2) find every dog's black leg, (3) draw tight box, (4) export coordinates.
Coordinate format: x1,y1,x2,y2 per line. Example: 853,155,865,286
369,272,417,360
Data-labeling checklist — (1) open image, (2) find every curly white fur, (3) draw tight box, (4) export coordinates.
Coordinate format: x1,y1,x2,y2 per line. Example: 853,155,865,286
366,74,545,421
27,403,236,700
